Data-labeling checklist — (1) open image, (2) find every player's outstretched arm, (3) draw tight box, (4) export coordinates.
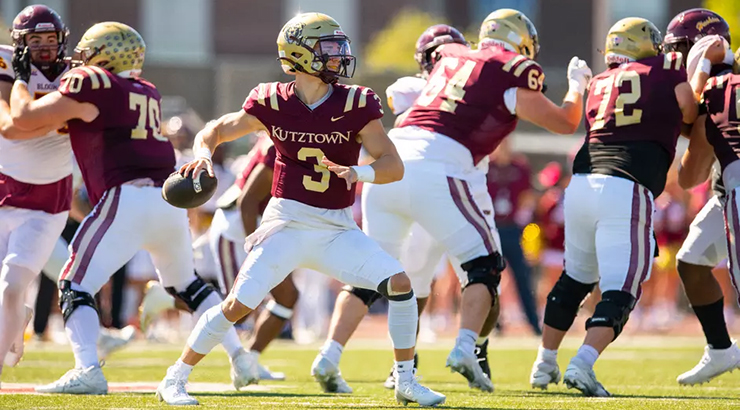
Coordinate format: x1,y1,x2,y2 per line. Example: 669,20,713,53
238,162,273,236
180,110,266,178
678,115,713,189
675,82,698,126
9,85,97,135
0,98,60,140
323,119,404,190
516,57,590,135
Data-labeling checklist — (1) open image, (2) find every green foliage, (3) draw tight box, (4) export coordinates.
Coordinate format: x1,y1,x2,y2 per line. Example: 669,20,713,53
364,8,445,74
703,1,740,48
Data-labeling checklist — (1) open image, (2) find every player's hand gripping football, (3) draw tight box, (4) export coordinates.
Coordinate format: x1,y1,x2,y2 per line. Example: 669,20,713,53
12,46,31,84
322,157,357,190
567,56,592,95
179,157,215,179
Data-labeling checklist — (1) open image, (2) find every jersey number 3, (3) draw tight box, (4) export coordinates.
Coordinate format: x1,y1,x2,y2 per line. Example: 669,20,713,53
590,70,642,131
416,58,477,113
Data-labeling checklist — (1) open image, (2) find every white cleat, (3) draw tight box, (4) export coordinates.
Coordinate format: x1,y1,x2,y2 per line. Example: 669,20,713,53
156,375,199,406
677,342,740,385
3,306,33,367
230,350,260,390
98,325,136,360
446,346,494,393
396,376,446,407
311,355,353,394
530,359,561,389
258,363,286,381
563,358,610,397
35,365,108,395
139,281,175,334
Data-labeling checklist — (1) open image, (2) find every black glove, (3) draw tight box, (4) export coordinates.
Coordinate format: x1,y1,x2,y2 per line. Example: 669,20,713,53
12,47,31,84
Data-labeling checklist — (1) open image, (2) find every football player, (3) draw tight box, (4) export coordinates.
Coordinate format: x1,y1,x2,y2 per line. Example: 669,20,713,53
154,13,445,406
665,9,740,385
1,22,256,394
208,134,294,381
0,5,74,385
358,8,591,392
311,24,480,393
529,17,697,396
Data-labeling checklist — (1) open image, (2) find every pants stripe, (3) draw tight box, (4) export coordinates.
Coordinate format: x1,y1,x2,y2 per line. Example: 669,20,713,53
72,187,122,284
635,187,653,298
622,184,651,296
218,235,237,293
726,190,740,305
447,177,495,255
60,189,112,282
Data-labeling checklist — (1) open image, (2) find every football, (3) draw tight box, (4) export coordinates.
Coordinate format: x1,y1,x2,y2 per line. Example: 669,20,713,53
161,170,218,209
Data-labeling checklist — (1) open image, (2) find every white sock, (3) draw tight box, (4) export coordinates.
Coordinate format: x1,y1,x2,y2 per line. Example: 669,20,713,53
456,328,478,354
65,306,100,368
169,359,194,380
388,296,418,349
574,345,599,369
187,305,235,355
395,359,415,383
320,339,344,366
191,292,243,358
476,336,488,346
537,345,558,363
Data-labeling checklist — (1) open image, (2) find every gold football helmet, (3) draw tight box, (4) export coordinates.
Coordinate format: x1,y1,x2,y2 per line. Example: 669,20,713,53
277,12,355,84
734,47,740,74
604,18,662,65
479,9,539,59
72,22,146,78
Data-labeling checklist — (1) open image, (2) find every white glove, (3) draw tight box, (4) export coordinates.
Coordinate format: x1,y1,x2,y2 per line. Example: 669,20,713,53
567,56,592,95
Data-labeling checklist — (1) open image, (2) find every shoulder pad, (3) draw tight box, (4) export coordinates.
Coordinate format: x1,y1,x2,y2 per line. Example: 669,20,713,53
501,54,545,91
59,66,113,95
0,46,15,80
251,82,281,111
341,85,383,115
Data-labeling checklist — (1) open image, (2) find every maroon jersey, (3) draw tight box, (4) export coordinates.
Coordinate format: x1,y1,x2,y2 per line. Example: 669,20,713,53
703,73,740,172
243,82,383,209
573,52,687,196
486,157,532,226
234,136,277,213
400,43,544,164
539,187,565,251
59,66,175,205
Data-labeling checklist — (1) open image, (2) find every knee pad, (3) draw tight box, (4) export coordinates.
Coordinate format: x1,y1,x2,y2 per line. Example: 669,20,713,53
461,253,506,299
544,272,596,331
58,280,98,324
376,278,414,302
265,299,294,320
343,285,383,307
585,290,636,340
166,274,217,313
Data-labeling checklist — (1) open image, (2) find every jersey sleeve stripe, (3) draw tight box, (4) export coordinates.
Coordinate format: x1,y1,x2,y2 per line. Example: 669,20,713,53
78,67,100,89
268,82,279,111
513,59,536,77
87,66,112,89
674,53,683,71
257,83,266,106
358,87,369,108
344,85,359,112
502,55,526,73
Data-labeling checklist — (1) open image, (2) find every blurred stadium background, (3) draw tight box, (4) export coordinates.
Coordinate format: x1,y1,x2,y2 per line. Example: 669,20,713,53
0,0,739,349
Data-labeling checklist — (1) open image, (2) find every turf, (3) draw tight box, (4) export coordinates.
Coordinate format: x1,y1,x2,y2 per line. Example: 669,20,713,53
1,336,738,409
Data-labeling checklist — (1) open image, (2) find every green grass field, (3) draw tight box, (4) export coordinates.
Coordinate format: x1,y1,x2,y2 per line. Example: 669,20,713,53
0,336,738,409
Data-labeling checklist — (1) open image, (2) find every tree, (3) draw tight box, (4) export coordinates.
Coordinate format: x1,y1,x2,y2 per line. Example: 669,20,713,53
364,8,445,74
704,1,739,48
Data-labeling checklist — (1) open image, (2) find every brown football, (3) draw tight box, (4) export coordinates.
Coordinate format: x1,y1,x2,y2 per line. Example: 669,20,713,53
162,170,218,209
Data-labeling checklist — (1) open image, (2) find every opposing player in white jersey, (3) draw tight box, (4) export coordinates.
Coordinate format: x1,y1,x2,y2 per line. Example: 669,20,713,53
358,9,590,392
312,24,486,393
665,9,740,385
2,21,257,395
0,5,74,385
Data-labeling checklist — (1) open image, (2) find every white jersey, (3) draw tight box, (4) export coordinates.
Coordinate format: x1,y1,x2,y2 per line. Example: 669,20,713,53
0,45,72,184
385,76,426,115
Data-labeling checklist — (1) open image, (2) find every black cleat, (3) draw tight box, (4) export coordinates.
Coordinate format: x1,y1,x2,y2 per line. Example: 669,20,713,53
475,339,491,379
